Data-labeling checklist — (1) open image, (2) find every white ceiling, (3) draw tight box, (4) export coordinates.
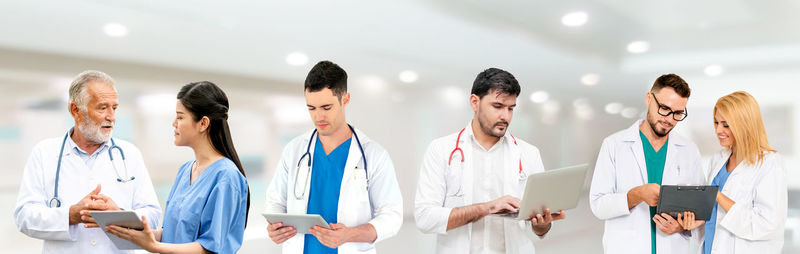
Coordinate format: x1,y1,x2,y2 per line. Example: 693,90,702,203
1,0,799,109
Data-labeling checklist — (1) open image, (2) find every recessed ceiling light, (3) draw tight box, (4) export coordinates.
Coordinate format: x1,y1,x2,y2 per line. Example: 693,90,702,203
285,52,309,66
581,73,600,86
704,65,724,77
561,11,588,27
627,41,650,54
605,102,623,114
103,23,128,37
542,100,560,114
621,107,639,118
398,70,419,83
529,91,550,104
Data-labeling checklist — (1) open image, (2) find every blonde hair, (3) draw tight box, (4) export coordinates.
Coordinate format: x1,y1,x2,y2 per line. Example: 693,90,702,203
713,91,775,165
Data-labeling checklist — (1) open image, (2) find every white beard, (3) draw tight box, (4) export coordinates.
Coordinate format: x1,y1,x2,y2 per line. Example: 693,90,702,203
77,114,113,143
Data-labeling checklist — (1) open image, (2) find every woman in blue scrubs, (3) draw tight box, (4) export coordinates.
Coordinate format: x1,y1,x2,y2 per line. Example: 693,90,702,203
107,81,250,253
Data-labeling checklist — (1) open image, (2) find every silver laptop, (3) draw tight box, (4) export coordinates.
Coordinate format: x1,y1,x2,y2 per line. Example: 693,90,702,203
495,164,589,220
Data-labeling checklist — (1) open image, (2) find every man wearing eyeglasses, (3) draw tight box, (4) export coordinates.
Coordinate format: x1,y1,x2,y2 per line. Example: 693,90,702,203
589,74,705,254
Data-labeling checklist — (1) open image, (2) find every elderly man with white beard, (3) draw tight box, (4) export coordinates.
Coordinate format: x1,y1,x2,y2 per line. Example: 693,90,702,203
14,70,161,254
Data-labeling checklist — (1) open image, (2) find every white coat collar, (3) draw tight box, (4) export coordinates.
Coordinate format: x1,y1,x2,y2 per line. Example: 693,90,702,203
300,124,371,146
622,119,689,184
459,120,515,148
708,149,733,183
63,127,111,157
620,119,688,146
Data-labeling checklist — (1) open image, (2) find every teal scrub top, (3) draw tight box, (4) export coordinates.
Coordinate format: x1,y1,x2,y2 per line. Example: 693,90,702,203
640,131,668,254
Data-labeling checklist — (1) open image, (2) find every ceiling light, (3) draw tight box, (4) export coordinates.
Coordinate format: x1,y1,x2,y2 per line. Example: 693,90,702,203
581,73,600,86
398,70,419,83
604,102,624,114
529,91,550,104
285,52,309,66
561,11,588,27
621,107,639,118
542,100,560,114
627,41,650,54
704,65,724,77
103,23,128,37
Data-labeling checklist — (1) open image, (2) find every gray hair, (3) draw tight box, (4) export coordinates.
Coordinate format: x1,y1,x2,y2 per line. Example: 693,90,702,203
68,70,117,113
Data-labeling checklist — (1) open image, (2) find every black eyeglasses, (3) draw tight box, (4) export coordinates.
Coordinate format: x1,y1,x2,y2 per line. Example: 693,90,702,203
650,93,688,121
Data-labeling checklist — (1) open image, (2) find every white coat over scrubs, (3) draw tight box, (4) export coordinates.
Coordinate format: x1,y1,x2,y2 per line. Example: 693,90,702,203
415,122,546,254
264,127,403,254
694,150,787,254
589,120,705,254
14,133,162,254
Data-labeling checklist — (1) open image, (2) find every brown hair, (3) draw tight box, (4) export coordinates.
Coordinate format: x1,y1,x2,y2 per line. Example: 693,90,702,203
651,74,690,98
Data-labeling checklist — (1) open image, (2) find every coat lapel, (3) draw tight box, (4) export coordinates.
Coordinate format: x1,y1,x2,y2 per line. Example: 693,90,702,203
624,121,649,184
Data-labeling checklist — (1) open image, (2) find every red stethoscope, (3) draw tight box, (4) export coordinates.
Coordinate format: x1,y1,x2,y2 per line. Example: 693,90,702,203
446,128,525,196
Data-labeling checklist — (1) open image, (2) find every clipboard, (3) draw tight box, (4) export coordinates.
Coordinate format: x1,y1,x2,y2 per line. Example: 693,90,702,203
656,185,719,221
89,210,145,250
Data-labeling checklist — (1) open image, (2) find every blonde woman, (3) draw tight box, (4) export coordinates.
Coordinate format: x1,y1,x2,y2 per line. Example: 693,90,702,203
679,91,787,253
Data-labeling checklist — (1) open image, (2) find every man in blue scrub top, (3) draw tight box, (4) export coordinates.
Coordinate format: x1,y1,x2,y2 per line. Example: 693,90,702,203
265,60,404,254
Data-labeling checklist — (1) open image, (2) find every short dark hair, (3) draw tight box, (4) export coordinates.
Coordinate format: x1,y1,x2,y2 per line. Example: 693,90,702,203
651,74,690,98
471,68,521,98
304,60,347,99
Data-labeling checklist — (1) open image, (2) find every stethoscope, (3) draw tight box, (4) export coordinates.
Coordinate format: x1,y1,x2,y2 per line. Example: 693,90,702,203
293,124,368,200
446,128,525,196
49,131,135,208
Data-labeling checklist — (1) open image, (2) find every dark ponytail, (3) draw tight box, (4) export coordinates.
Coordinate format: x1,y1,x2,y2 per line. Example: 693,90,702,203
177,81,250,226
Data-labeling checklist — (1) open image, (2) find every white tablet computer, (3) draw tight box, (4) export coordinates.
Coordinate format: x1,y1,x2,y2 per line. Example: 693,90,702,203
495,164,590,220
89,210,144,250
263,213,331,234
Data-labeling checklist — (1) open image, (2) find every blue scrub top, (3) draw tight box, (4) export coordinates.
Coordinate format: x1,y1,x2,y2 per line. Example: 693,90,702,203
304,137,351,254
704,159,732,254
162,158,249,253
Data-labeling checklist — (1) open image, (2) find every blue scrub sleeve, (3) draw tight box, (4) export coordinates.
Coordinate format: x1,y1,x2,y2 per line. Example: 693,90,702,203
196,180,244,253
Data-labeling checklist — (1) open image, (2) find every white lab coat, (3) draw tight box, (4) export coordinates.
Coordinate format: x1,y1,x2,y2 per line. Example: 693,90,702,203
694,150,787,254
589,120,705,254
414,122,545,254
14,133,162,254
264,127,403,254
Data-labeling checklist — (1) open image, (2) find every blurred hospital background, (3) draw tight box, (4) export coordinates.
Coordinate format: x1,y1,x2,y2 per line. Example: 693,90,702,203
1,0,799,253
